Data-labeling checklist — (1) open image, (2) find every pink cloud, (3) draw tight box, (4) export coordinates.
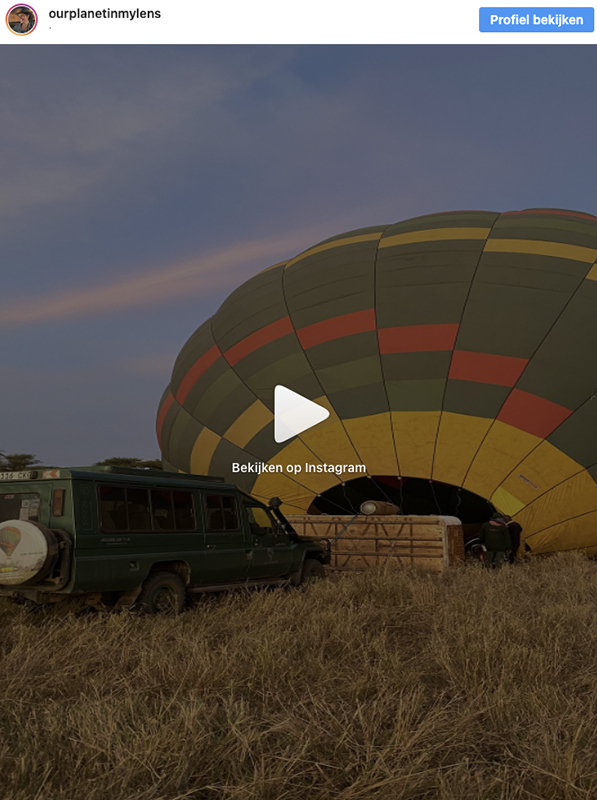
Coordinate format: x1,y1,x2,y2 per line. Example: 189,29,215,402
0,225,332,327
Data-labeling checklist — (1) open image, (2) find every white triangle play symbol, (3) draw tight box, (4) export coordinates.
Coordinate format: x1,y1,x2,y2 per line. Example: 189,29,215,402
274,385,330,443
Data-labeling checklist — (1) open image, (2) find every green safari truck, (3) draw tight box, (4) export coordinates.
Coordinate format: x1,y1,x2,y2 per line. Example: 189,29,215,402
0,466,329,613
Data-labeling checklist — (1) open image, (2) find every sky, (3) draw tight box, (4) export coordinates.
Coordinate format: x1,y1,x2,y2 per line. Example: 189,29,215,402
2,45,597,466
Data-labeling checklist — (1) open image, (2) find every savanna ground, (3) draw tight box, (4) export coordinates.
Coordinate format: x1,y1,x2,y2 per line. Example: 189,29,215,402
2,554,597,800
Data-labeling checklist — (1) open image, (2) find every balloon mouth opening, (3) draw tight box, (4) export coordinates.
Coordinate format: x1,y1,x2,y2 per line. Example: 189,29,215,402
308,475,496,524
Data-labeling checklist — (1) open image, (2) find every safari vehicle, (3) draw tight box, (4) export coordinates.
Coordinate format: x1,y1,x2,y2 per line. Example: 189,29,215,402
0,466,329,614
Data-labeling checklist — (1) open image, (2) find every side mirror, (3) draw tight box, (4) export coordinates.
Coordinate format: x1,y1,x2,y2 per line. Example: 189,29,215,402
249,522,267,536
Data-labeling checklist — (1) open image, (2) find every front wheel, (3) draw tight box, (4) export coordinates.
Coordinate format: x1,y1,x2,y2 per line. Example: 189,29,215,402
298,559,326,585
136,571,186,615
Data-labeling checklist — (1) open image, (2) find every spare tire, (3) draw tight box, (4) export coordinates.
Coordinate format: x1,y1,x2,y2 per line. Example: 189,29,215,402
0,520,59,586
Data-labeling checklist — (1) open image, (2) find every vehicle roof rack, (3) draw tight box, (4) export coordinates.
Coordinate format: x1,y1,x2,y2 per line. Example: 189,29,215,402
76,466,225,482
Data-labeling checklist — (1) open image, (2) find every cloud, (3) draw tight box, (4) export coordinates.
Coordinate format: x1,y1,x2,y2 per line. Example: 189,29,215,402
0,49,296,221
0,222,335,327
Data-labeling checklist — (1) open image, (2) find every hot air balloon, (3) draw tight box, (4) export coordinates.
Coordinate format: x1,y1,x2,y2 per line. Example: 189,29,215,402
0,526,21,559
157,209,597,556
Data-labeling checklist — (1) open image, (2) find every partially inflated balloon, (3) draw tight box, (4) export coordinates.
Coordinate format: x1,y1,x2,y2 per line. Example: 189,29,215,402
157,209,597,556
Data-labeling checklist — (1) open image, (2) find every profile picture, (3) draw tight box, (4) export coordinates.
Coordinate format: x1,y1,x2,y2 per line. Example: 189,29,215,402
6,4,37,34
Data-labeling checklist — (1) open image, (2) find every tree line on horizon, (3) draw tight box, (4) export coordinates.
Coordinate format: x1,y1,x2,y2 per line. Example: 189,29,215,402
0,453,163,472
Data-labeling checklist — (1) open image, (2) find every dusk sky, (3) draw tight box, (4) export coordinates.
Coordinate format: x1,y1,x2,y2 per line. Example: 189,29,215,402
2,45,597,467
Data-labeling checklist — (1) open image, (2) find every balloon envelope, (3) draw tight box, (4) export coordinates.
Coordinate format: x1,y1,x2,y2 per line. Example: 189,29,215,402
158,209,597,556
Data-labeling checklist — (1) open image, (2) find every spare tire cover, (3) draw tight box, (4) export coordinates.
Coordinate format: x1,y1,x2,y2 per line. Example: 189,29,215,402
0,520,58,586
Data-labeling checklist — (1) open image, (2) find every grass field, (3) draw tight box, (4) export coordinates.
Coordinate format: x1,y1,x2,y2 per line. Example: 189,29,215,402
2,554,597,800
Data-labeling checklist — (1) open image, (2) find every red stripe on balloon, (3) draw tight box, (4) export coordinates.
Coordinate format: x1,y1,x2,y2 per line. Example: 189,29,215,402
378,323,459,354
224,316,294,366
449,350,528,387
297,309,376,349
175,345,221,404
497,389,572,439
156,392,175,447
501,210,597,221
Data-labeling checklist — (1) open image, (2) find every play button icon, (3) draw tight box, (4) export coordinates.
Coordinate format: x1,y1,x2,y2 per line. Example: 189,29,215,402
274,385,330,443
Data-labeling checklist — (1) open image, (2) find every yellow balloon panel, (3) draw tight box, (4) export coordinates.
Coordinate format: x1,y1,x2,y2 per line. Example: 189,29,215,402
464,421,542,499
250,491,308,514
190,427,221,474
491,487,526,516
252,470,315,511
524,511,597,556
343,413,399,475
224,400,273,449
297,397,363,480
391,411,440,478
433,412,493,487
265,438,339,495
497,440,584,510
515,469,597,538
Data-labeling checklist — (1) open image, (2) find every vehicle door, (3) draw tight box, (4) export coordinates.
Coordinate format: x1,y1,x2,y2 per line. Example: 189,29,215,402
76,484,203,592
0,482,51,528
202,493,247,583
242,502,294,579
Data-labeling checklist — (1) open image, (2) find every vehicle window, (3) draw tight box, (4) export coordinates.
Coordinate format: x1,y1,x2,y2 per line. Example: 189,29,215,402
172,491,195,530
127,488,152,531
205,495,239,531
0,493,41,523
150,489,175,530
245,505,275,535
100,485,197,532
99,486,127,531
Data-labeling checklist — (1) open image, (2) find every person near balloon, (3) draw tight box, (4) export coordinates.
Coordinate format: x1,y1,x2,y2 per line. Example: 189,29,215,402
504,515,523,563
478,513,512,568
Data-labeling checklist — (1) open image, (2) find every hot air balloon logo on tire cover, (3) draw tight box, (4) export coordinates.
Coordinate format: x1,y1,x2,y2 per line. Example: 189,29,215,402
0,526,21,559
157,209,597,556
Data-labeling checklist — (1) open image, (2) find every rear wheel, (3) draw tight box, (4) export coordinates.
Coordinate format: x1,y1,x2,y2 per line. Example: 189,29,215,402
136,571,186,615
299,558,326,585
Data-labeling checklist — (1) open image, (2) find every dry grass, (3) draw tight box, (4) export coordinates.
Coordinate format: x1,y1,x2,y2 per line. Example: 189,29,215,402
2,554,597,799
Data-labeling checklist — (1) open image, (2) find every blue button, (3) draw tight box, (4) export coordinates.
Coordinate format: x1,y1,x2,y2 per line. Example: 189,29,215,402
479,7,595,31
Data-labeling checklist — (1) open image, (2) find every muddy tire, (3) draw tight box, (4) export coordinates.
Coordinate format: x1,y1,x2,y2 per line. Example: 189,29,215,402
299,559,326,585
136,571,186,615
